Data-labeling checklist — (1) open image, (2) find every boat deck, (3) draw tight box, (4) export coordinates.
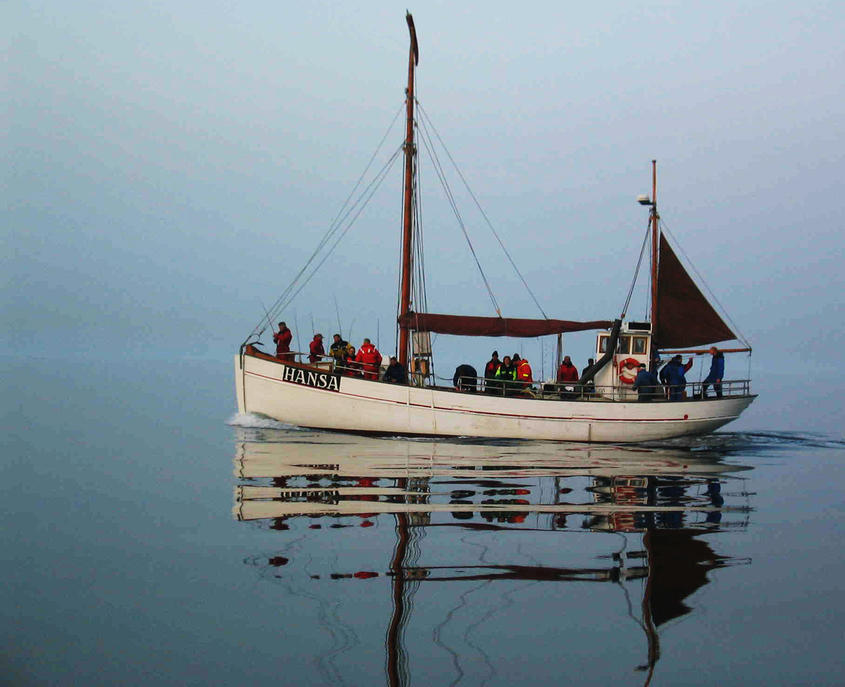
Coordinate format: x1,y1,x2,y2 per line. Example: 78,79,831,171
244,348,751,404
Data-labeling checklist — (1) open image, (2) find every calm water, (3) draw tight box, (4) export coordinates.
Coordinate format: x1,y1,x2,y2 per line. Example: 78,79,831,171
3,358,844,686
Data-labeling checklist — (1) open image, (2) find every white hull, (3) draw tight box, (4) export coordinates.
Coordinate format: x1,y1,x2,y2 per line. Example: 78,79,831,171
235,353,755,443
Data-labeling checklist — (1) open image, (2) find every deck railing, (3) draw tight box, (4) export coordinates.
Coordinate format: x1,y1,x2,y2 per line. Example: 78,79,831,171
450,375,752,401
250,348,751,401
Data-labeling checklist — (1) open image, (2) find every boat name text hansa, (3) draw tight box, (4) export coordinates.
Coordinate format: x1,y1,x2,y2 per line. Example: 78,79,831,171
281,365,341,392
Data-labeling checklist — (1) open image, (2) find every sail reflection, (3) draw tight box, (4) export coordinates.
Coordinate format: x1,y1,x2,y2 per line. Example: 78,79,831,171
233,428,753,685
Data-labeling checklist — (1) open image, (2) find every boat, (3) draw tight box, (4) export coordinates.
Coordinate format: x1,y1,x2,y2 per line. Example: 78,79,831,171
234,13,756,443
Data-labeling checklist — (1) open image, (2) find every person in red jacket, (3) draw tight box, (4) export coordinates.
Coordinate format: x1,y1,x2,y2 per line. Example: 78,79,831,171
557,356,579,383
557,355,579,399
308,333,325,363
273,322,293,361
355,338,383,380
516,356,533,390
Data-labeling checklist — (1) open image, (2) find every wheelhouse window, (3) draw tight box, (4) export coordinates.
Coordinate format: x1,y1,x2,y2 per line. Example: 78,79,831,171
632,336,648,355
598,335,609,353
616,336,631,354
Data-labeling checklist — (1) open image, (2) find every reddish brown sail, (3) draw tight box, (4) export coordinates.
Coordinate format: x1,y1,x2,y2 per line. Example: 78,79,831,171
398,312,612,337
655,234,734,348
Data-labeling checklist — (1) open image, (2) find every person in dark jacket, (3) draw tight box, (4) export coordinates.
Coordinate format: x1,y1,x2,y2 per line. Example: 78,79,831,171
273,322,293,361
494,356,515,395
342,344,360,376
701,346,725,398
453,364,478,392
329,334,349,364
632,363,659,401
383,356,408,384
484,351,501,394
581,358,596,394
659,355,693,401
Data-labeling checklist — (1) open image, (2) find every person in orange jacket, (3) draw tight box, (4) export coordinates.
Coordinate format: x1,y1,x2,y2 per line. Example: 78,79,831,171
355,338,383,380
516,356,533,389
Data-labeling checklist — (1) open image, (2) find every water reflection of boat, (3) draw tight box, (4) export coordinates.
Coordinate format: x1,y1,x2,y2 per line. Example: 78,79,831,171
233,428,749,522
233,429,752,685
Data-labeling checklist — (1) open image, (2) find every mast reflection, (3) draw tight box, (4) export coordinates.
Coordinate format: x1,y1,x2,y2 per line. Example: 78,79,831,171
233,429,752,685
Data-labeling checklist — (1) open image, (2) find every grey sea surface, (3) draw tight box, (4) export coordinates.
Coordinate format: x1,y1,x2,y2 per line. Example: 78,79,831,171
3,357,844,686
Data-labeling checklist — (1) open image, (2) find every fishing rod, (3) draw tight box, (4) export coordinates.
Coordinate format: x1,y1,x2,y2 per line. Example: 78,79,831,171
333,295,342,338
293,311,303,360
258,298,274,340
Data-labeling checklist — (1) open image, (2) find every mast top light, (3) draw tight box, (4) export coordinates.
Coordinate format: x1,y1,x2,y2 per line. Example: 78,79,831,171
637,194,653,206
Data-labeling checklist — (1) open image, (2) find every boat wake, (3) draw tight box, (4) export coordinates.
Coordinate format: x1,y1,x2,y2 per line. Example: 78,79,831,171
644,430,844,454
227,413,842,457
227,413,304,431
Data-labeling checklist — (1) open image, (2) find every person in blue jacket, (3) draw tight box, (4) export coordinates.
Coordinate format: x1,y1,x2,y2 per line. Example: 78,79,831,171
701,346,725,398
632,363,659,401
659,355,693,401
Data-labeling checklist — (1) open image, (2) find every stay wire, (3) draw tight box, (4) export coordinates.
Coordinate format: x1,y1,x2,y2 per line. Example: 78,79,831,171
416,113,501,316
328,103,405,233
269,146,401,322
620,219,652,318
276,147,403,317
249,105,404,338
417,101,548,319
256,144,403,337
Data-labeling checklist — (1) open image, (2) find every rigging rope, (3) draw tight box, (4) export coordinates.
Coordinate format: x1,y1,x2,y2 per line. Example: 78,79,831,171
248,143,403,341
659,220,752,348
327,104,405,241
620,219,652,319
277,148,403,317
416,112,502,317
417,102,549,319
246,106,405,341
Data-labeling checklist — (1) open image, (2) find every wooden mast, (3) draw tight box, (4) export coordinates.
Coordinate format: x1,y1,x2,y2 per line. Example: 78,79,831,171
398,13,419,368
650,160,659,362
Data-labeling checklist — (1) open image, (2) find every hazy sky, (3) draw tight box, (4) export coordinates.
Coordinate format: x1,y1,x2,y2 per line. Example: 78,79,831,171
6,2,844,405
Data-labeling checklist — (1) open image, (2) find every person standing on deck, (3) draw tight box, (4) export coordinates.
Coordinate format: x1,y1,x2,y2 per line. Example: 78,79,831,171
308,333,325,363
659,355,693,401
484,351,501,380
516,356,533,390
355,338,383,380
557,356,579,383
633,363,657,401
329,334,349,364
581,358,596,394
484,351,501,393
701,346,725,398
453,364,478,392
383,356,408,384
557,355,579,399
274,322,293,361
342,344,360,376
495,356,515,395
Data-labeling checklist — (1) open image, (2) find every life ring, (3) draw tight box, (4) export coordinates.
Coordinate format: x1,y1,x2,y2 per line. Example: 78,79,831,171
617,357,639,384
